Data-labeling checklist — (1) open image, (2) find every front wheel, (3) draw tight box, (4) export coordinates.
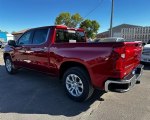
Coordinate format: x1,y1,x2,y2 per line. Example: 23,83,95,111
4,56,17,74
63,67,94,102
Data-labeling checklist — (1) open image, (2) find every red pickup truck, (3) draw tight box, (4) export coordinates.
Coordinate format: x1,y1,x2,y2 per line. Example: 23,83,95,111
3,25,143,102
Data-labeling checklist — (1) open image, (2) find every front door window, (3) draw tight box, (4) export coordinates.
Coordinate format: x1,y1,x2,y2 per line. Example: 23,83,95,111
18,31,33,45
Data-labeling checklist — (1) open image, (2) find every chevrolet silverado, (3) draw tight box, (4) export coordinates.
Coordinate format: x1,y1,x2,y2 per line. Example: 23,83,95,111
3,25,143,102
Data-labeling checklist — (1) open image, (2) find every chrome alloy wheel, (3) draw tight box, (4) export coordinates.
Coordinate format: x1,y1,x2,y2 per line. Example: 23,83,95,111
5,58,12,72
66,74,84,97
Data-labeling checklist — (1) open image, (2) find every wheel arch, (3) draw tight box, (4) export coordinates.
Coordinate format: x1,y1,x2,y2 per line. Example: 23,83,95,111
59,61,91,82
3,53,11,60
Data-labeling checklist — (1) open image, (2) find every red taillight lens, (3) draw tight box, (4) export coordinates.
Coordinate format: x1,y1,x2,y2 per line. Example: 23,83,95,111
113,47,126,71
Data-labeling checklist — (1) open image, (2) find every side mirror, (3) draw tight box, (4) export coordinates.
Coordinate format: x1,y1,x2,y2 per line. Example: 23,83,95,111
8,40,16,47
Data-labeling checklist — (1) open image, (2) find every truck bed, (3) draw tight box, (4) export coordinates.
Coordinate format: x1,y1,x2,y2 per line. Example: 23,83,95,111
50,41,142,89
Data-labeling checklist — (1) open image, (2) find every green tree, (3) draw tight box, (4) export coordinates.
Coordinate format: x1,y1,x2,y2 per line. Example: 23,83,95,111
55,12,83,28
80,19,100,39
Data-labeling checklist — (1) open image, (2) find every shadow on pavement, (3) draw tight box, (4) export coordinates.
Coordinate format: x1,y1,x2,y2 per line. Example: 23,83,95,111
0,65,105,116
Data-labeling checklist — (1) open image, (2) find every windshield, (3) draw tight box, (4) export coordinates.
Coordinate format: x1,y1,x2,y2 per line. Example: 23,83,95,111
55,29,86,43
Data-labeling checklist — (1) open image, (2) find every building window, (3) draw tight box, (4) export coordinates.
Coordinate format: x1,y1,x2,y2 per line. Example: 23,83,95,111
146,28,148,33
143,35,145,39
143,28,145,34
122,29,124,34
140,28,142,34
135,28,137,33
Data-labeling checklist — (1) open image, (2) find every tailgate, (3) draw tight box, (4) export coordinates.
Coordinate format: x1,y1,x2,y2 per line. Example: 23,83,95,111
124,41,142,75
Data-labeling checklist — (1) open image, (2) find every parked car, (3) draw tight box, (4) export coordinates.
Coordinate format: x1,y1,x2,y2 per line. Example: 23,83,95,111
0,41,8,49
3,25,143,102
141,43,150,63
100,37,129,42
0,41,2,48
93,37,131,43
1,42,7,49
93,38,101,43
147,40,150,44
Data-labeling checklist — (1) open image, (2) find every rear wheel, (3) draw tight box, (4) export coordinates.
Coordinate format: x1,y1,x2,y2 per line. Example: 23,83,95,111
4,56,17,74
63,67,94,102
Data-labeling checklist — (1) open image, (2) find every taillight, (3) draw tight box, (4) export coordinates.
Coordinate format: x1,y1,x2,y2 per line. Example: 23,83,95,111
113,47,126,72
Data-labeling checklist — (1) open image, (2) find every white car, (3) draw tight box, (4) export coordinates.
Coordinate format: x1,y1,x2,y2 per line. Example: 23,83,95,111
141,44,150,63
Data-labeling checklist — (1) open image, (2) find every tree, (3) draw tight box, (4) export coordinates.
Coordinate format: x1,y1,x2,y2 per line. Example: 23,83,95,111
55,12,83,28
80,19,100,39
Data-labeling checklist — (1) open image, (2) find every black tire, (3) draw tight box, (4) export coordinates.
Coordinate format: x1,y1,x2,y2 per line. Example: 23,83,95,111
63,67,94,102
4,56,17,74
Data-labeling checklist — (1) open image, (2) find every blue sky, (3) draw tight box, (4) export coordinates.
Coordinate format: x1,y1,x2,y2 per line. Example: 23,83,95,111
0,0,150,33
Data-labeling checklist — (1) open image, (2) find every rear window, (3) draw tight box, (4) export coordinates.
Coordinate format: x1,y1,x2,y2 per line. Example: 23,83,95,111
55,29,86,43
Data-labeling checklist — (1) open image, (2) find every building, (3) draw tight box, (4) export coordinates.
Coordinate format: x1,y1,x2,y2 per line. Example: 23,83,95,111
0,32,7,42
7,34,14,41
97,24,140,38
12,29,28,40
0,32,14,42
121,27,150,43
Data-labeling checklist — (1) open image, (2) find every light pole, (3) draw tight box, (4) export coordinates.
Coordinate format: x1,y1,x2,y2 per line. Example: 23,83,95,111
109,0,114,37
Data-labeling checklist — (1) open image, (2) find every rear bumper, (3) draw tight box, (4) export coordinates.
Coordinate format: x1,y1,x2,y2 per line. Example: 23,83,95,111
105,64,144,92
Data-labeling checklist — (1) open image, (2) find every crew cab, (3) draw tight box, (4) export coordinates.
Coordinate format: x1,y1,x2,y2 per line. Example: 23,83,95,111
3,25,143,102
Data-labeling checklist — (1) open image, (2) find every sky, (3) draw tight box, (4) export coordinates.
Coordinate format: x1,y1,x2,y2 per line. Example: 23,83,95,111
0,0,150,33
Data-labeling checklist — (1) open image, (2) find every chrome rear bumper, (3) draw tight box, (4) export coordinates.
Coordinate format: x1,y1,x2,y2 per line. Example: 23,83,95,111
105,64,144,92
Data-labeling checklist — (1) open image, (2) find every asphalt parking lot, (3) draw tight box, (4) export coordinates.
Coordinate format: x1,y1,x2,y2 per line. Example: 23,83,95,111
0,49,150,120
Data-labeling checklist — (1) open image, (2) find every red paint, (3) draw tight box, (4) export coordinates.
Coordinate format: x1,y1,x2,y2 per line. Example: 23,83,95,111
3,25,142,90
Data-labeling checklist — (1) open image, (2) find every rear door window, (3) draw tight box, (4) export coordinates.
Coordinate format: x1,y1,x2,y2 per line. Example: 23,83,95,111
32,28,49,44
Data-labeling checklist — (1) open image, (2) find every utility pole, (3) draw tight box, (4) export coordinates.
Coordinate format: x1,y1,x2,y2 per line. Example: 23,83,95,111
109,0,114,37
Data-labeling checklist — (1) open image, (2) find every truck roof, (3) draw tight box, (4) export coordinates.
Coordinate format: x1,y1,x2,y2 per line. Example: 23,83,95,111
29,25,84,32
